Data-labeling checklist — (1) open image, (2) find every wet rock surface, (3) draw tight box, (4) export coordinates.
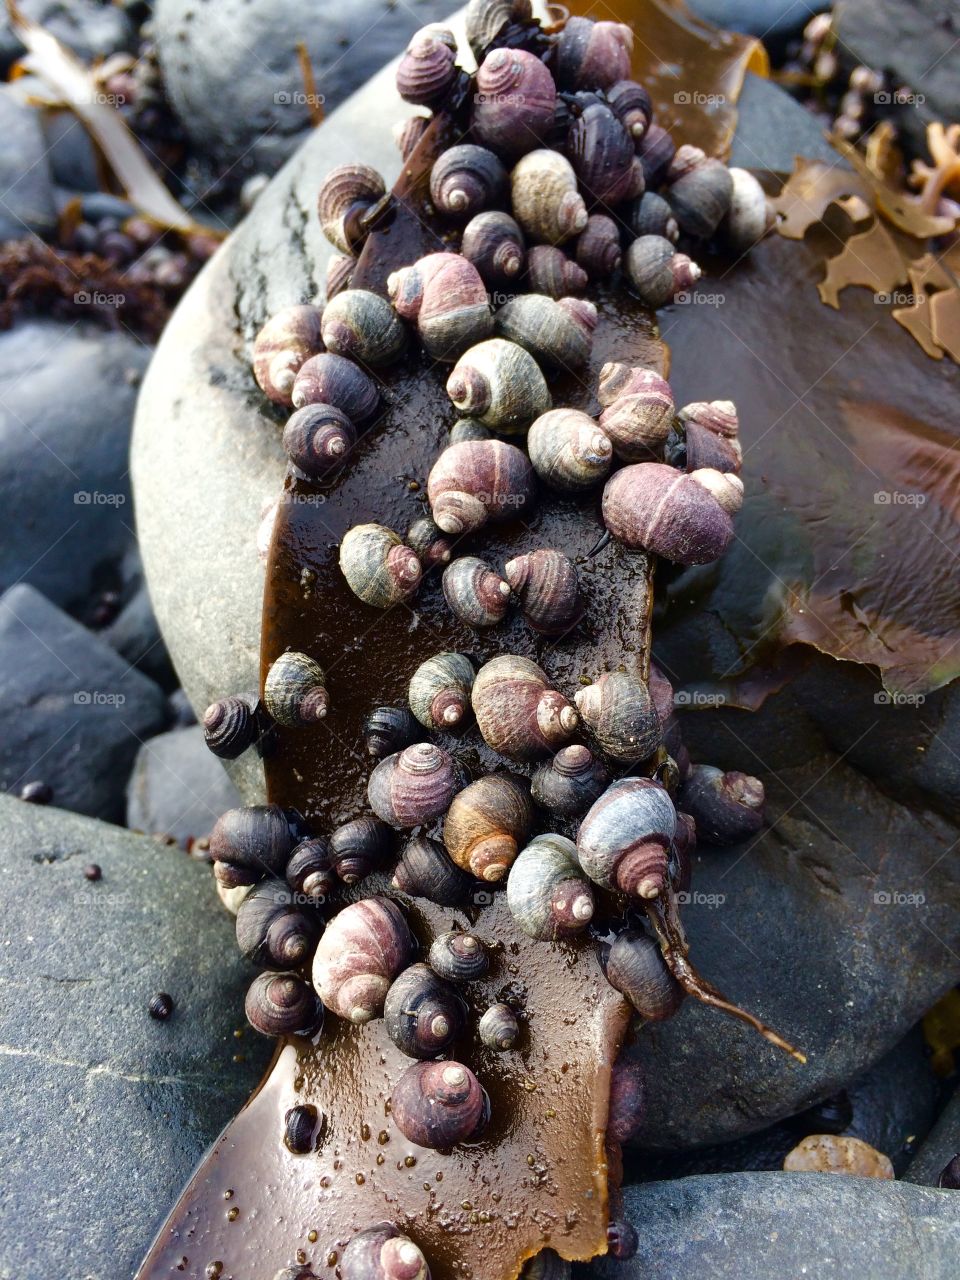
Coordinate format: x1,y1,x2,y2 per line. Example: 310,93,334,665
688,0,826,38
730,72,842,169
0,794,272,1280
905,1086,960,1187
0,85,57,240
126,725,242,845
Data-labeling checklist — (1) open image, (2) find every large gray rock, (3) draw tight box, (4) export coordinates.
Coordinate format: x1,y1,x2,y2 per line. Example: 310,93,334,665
730,72,841,171
0,322,152,613
688,0,825,37
0,794,272,1280
0,584,167,821
905,1087,960,1188
0,0,134,75
126,725,242,844
0,86,57,240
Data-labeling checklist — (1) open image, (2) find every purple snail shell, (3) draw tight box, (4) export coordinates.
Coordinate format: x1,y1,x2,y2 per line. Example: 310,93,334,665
575,672,662,763
527,407,613,493
664,144,734,239
506,833,595,939
393,114,430,161
341,1225,431,1280
321,289,406,366
472,48,557,158
479,1002,520,1051
367,742,463,828
628,191,679,242
430,143,508,219
286,837,337,902
339,523,422,607
202,694,259,759
721,167,775,253
427,438,536,535
472,655,579,761
446,337,550,431
677,400,742,474
408,652,476,730
607,1221,639,1262
245,971,324,1038
318,163,387,254
291,351,379,420
211,804,297,887
326,252,355,298
525,245,588,297
597,363,674,461
607,79,652,139
566,99,644,206
252,305,324,406
624,235,701,309
503,548,584,636
390,1059,490,1149
236,879,323,969
461,211,526,287
263,650,329,725
396,26,458,106
494,294,596,370
444,773,535,881
577,777,677,899
575,214,622,278
442,556,512,628
608,1056,646,1143
364,705,421,760
388,252,492,362
679,763,766,845
465,0,533,62
330,815,395,884
530,745,610,818
636,124,676,187
554,16,633,91
511,149,588,245
384,962,467,1058
282,404,356,480
448,418,493,446
605,928,685,1021
392,835,476,907
406,516,453,568
429,930,489,982
312,896,414,1023
601,461,735,565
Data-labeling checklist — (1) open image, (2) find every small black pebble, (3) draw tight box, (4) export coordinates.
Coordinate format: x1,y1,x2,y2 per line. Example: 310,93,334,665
83,864,102,882
149,992,174,1020
939,1154,960,1190
20,781,53,805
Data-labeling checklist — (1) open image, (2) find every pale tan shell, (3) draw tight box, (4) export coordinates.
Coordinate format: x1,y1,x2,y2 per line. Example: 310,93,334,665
446,337,550,432
471,654,578,760
511,150,588,245
527,408,612,492
690,467,744,514
721,167,775,253
252,305,324,406
783,1135,894,1179
408,652,476,730
339,524,422,608
317,164,386,254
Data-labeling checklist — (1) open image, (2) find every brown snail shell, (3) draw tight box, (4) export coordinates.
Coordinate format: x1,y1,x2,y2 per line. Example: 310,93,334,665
691,467,744,514
527,407,612,493
608,1057,645,1143
604,928,685,1021
236,879,323,968
679,763,765,845
506,833,595,939
665,145,734,239
525,245,588,298
384,962,467,1058
494,293,596,370
429,930,489,982
575,214,622,278
464,0,532,61
503,548,584,636
393,114,430,162
291,351,379,420
678,399,742,474
607,1221,640,1262
446,337,550,432
406,516,453,568
263,651,329,725
330,815,395,884
448,418,493,446
245,971,324,1038
312,896,414,1023
721,166,775,253
252,305,324,406
210,804,297,887
339,523,422,607
388,252,492,361
442,556,512,629
430,144,508,219
286,837,336,902
628,191,679,242
282,404,356,479
318,163,387,254
321,289,406,366
566,99,644,206
202,694,259,759
597,363,674,461
576,777,677,899
530,744,610,818
479,1002,520,1051
443,773,534,881
396,26,458,106
461,211,526,288
554,17,633,91
636,124,677,187
326,252,355,298
607,79,652,139
624,235,701,309
409,652,476,730
575,672,662,763
364,706,421,760
341,1224,431,1280
427,438,536,536
511,150,588,245
390,1059,490,1149
368,742,463,828
472,48,556,158
601,462,735,565
472,655,579,760
392,835,476,907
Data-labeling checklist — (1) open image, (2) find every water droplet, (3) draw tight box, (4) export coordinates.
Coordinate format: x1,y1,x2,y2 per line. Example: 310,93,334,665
378,1130,390,1145
376,1154,385,1166
205,1263,223,1279
404,1156,417,1168
222,1189,234,1201
308,1229,319,1243
356,1173,366,1185
360,1123,371,1141
327,1251,338,1267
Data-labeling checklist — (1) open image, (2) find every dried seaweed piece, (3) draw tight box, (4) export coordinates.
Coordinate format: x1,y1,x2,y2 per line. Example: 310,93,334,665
817,216,908,309
930,289,960,364
909,123,960,214
772,158,872,240
830,135,956,238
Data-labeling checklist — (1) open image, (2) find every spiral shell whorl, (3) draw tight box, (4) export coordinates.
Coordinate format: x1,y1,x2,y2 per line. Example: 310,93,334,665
318,164,387,254
252,305,324,406
282,404,356,479
471,655,579,760
291,351,379,420
442,557,512,628
511,150,588,245
506,833,595,939
396,27,458,106
503,548,584,635
340,524,423,607
494,293,596,370
601,462,735,565
525,246,588,297
264,651,329,725
312,897,414,1023
527,408,612,493
530,745,610,818
430,144,508,219
472,48,557,158
443,773,534,881
408,652,476,729
574,671,662,762
368,742,462,828
461,211,526,286
390,1059,489,1149
446,338,550,431
577,778,677,898
428,438,536,535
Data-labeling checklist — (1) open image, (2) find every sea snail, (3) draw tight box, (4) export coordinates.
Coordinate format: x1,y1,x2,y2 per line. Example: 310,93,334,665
576,214,622,279
601,462,735,565
511,149,588,245
282,404,356,481
471,47,556,157
566,98,644,206
604,928,685,1021
479,1002,520,1051
460,211,525,288
263,651,330,725
368,742,463,828
210,804,298,888
530,744,610,818
235,879,323,969
252,304,324,406
429,930,489,982
330,815,394,884
506,833,595,939
679,763,766,845
384,962,467,1058
443,773,534,881
503,548,584,636
442,557,512,629
676,399,742,475
664,144,734,240
607,78,652,140
340,1224,431,1280
471,655,579,760
312,896,414,1023
202,693,260,759
318,163,387,255
244,971,325,1038
494,293,597,371
527,408,613,493
427,439,536,536
554,16,633,91
525,245,588,298
406,515,453,568
390,1059,490,1149
597,363,675,462
363,705,420,760
574,672,663,763
624,235,701,309
430,143,508,219
291,351,379,420
321,289,407,367
340,523,423,607
464,0,532,61
446,338,550,432
408,652,476,730
388,252,492,361
286,836,337,902
577,777,677,899
396,26,459,106
392,835,476,907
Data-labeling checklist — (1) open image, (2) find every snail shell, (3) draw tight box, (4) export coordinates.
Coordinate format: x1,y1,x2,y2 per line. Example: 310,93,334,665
392,835,476,907
506,833,595,939
341,1224,431,1280
368,742,463,828
575,214,622,278
601,462,735,565
636,124,676,187
388,252,492,361
721,166,775,253
446,337,550,431
390,1059,490,1149
210,804,296,887
406,516,453,568
291,351,379,420
326,252,354,299
252,305,324,406
236,879,323,968
448,418,493,446
465,0,532,61
527,407,612,493
393,114,430,162
282,404,356,479
691,467,744,514
577,777,677,898
428,438,536,535
678,399,742,474
530,744,610,818
628,191,679,242
511,149,588,245
494,293,596,370
318,163,387,254
312,896,414,1023
202,694,259,759
263,651,329,725
442,556,512,629
284,1103,322,1155
396,26,458,106
608,1057,645,1143
385,962,467,1058
555,16,633,90
597,363,674,461
624,235,701,308
461,211,526,287
472,654,579,760
566,99,644,206
604,928,685,1020
444,773,535,881
479,1002,520,1051
472,48,556,158
321,289,406,366
430,144,508,219
339,523,422,607
607,1221,639,1262
245,971,324,1038
330,815,394,884
286,837,336,901
665,145,733,239
409,652,476,730
607,79,652,139
364,705,421,760
576,668,662,764
525,245,588,298
503,548,584,636
429,930,489,982
523,1253,571,1280
679,763,765,845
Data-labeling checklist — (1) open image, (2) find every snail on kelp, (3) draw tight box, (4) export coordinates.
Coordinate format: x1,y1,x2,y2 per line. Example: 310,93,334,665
428,439,536,535
312,897,414,1024
340,524,423,607
210,804,299,888
577,778,677,900
446,338,550,431
252,304,323,406
624,235,701,309
363,705,420,760
235,879,323,969
663,144,734,240
263,650,329,725
679,764,766,845
245,971,325,1038
575,672,662,763
479,1002,520,1051
392,836,476,907
525,245,588,297
341,1224,431,1280
461,210,526,287
472,655,578,759
318,163,387,255
527,408,613,493
202,693,261,759
406,515,453,569
603,928,685,1021
391,1059,490,1149
368,742,463,827
388,252,493,361
409,652,476,730
430,144,508,219
384,962,467,1058
396,26,459,106
601,463,735,565
291,351,380,420
597,363,675,462
282,404,356,481
511,149,588,245
472,47,556,157
530,745,610,818
444,773,534,881
330,815,394,883
507,834,595,939
442,557,512,628
494,294,596,370
321,290,407,366
503,548,584,635
285,836,337,902
428,930,490,983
